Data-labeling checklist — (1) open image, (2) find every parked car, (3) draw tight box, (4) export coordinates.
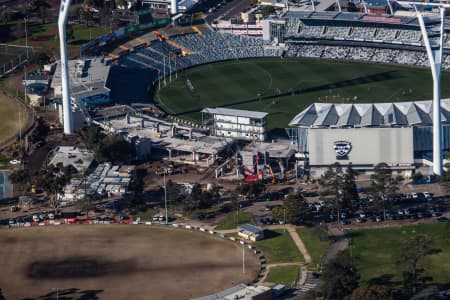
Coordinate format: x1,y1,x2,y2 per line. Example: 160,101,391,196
437,216,448,222
423,192,433,201
340,219,351,225
32,215,39,222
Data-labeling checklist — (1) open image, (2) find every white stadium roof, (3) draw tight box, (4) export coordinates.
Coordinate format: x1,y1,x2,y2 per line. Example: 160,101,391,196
202,107,268,119
289,99,450,128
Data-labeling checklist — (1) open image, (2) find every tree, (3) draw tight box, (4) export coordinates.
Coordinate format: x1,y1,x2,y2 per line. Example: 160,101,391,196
97,135,136,164
235,182,265,199
440,161,450,192
39,5,48,24
29,51,50,66
396,235,439,295
351,284,394,300
70,4,83,21
272,193,311,224
66,24,74,42
9,169,32,195
115,0,128,9
80,9,93,26
261,5,275,17
321,250,360,300
369,163,402,216
10,22,25,39
0,11,11,24
77,193,95,219
319,163,355,221
0,288,4,300
130,169,145,206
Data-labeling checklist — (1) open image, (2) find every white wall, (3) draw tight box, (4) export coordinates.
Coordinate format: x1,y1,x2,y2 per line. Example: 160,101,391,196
308,127,414,167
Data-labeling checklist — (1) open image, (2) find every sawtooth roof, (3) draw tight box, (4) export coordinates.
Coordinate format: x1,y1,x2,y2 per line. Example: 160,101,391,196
289,100,450,127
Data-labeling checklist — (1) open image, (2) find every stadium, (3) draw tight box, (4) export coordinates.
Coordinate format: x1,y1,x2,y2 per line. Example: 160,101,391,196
74,10,450,177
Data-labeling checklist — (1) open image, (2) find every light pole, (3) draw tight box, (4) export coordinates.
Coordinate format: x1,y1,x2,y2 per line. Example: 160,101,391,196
283,206,286,233
163,169,168,224
24,18,29,60
242,243,245,274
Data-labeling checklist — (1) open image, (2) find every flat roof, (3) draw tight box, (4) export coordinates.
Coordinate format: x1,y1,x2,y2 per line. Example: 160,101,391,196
239,224,264,234
202,107,268,119
48,146,95,172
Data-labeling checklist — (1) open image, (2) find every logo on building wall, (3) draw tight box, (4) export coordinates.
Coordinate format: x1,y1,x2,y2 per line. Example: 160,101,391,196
333,141,352,160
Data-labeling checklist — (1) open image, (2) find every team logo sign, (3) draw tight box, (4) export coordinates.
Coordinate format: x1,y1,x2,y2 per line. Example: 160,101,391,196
333,141,352,159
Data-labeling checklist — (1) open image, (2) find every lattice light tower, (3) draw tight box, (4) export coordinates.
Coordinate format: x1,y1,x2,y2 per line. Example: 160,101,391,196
58,0,73,135
397,2,449,175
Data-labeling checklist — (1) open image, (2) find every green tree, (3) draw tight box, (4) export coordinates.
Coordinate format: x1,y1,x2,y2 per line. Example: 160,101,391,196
9,169,32,195
321,250,359,300
272,193,311,224
130,169,145,206
77,193,95,219
440,161,450,192
351,284,394,300
0,288,5,300
319,163,354,221
70,4,83,21
115,0,128,9
261,5,275,17
0,11,11,24
67,24,75,42
29,51,50,66
369,163,402,216
97,135,136,164
396,235,439,295
39,5,48,24
235,182,265,199
80,9,93,26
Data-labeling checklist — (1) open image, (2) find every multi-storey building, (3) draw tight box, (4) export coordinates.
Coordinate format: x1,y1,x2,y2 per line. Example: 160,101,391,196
202,107,268,141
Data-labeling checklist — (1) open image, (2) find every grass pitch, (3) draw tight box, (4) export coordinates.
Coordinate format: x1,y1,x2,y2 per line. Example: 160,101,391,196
0,226,259,300
156,58,450,133
348,222,450,287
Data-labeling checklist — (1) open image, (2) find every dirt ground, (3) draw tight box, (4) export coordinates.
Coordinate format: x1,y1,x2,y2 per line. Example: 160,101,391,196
0,225,260,300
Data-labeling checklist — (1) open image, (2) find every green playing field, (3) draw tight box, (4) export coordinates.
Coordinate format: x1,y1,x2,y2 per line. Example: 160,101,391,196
156,58,450,133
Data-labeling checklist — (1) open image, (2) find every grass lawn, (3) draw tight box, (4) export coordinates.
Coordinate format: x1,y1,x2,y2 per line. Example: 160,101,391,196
0,92,29,145
297,227,331,270
256,229,304,264
216,211,252,230
156,58,450,133
266,265,299,285
348,222,450,286
2,21,109,58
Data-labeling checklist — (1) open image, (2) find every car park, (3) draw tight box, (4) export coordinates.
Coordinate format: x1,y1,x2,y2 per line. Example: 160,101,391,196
437,216,448,222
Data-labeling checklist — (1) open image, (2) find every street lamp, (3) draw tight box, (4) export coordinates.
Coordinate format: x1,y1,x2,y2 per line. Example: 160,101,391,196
163,168,168,224
24,17,29,60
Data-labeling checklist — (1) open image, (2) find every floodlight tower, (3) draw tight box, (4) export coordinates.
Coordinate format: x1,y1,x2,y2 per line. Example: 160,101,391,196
58,0,73,135
397,2,449,176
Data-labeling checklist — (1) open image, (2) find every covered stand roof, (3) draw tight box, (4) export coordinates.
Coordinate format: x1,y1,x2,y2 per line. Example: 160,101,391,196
202,107,268,119
289,100,450,128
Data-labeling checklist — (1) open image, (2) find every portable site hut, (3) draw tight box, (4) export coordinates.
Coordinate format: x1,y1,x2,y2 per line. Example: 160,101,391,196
238,224,264,241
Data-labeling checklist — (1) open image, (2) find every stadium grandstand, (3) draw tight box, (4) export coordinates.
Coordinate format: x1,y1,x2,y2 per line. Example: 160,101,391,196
112,10,450,88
